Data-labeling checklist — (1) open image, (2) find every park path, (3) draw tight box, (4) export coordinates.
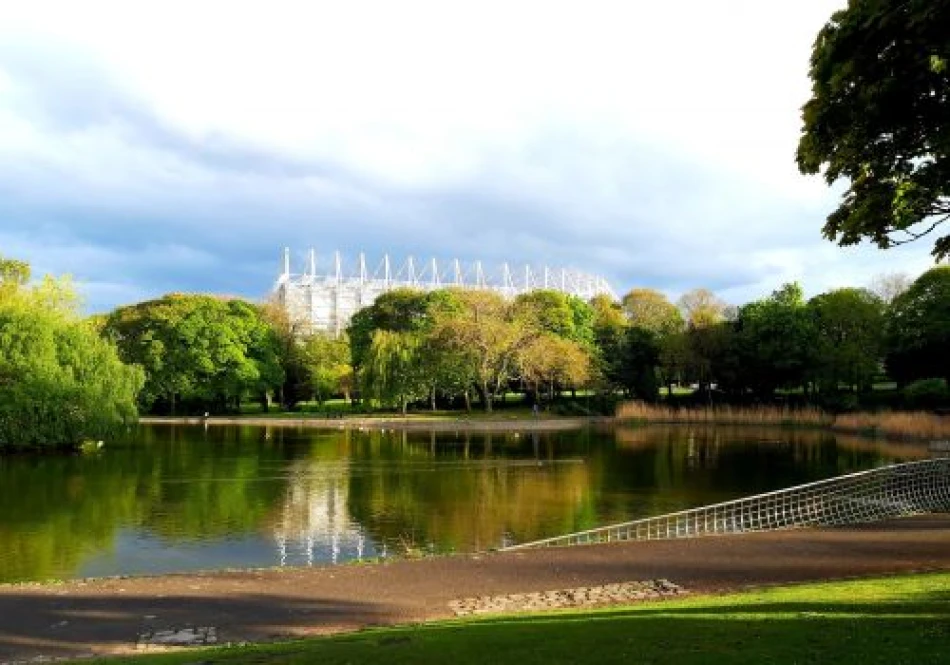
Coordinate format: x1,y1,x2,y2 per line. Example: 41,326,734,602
1,515,949,661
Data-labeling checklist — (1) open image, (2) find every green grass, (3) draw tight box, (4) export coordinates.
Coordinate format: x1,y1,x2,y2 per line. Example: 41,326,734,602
99,572,950,664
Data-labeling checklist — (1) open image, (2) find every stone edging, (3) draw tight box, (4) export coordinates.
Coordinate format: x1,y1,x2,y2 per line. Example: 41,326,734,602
449,579,687,616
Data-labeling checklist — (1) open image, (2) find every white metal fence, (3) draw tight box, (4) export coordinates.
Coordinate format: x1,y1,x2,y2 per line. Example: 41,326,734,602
502,457,950,551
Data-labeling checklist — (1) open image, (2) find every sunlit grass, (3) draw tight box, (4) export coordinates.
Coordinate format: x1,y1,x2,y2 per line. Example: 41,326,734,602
96,572,950,664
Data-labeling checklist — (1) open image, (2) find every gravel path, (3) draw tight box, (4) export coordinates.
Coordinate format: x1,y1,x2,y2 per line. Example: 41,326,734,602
1,515,949,661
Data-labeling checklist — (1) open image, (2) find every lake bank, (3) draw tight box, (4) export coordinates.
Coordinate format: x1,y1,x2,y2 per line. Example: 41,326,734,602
140,414,611,432
2,514,948,661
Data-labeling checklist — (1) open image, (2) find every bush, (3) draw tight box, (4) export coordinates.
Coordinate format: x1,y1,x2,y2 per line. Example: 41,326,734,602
903,378,950,411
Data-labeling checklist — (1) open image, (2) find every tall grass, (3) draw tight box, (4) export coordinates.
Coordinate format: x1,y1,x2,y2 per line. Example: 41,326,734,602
616,401,950,440
832,411,950,440
615,401,830,427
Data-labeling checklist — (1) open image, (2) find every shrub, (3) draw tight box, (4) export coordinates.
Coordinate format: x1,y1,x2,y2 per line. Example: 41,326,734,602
903,378,950,411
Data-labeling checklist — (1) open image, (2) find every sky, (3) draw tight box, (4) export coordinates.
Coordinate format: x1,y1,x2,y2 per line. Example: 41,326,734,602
0,0,941,312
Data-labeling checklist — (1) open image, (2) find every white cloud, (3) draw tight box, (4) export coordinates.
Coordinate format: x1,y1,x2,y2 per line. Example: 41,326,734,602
0,0,942,310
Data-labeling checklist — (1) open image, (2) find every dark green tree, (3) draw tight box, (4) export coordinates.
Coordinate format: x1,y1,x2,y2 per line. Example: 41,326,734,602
734,283,817,398
886,266,950,385
797,0,950,259
809,288,885,398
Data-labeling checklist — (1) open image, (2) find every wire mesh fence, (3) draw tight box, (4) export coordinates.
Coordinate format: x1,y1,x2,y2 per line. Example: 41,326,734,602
502,457,950,551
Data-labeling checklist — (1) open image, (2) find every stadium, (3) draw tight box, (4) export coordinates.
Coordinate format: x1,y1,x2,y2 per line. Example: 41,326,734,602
273,248,617,335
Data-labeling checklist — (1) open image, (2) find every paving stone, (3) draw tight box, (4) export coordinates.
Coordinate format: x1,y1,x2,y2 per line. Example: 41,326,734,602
449,579,687,616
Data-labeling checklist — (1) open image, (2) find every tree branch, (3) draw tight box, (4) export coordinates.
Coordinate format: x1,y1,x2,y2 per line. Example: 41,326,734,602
887,214,950,246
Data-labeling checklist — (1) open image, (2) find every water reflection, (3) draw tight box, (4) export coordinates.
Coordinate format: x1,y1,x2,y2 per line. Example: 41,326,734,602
0,424,931,583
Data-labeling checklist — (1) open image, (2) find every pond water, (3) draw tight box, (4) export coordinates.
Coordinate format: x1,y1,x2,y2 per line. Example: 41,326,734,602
0,424,931,583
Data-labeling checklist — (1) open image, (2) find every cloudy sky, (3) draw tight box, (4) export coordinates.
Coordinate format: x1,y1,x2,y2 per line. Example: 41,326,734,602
0,0,940,312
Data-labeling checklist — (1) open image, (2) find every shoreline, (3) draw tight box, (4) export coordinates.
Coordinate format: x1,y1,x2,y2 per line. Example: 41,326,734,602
139,415,612,432
1,515,948,660
137,414,949,443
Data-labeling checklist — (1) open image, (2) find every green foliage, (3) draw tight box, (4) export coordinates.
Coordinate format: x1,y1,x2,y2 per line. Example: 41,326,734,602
797,0,950,259
298,333,353,404
362,330,428,413
809,288,885,396
102,294,283,414
0,257,143,450
735,283,816,395
903,378,949,410
885,266,950,385
348,289,433,372
619,327,660,401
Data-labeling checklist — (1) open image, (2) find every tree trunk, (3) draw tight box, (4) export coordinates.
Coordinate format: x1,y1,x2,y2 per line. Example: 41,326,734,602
463,390,472,412
480,381,493,413
430,387,437,411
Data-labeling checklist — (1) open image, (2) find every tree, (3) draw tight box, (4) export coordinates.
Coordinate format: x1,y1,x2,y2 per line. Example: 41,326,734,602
518,334,592,401
797,0,950,259
618,327,660,401
734,283,817,397
0,257,143,450
809,288,885,397
299,333,352,405
885,266,950,385
361,330,427,414
677,289,727,329
622,288,683,336
590,294,628,391
869,272,913,307
347,288,432,374
432,290,536,412
103,294,283,414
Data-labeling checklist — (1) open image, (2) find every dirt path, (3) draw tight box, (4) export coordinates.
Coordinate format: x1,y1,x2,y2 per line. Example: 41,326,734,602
2,515,949,662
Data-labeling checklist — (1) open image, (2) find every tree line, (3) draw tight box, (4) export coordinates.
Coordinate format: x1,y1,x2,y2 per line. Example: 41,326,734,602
85,264,950,417
4,252,949,450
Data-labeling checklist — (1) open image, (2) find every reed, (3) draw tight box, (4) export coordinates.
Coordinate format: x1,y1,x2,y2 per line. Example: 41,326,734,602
832,410,950,440
616,401,950,441
615,401,829,427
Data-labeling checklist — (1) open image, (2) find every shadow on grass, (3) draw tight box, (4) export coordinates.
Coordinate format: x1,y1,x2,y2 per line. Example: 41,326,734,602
0,591,388,661
89,582,950,665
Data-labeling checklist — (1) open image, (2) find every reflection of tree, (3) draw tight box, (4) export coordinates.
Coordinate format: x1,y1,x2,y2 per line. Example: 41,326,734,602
608,425,923,521
0,451,147,583
1,424,927,583
344,430,599,553
136,426,291,540
0,425,300,583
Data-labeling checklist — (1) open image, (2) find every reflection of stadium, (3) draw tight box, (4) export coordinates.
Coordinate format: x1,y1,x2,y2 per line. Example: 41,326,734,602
272,459,376,567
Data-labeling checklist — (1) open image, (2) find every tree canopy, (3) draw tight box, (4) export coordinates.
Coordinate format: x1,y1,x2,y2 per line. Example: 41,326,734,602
102,294,283,414
0,257,143,450
886,266,950,384
797,0,950,258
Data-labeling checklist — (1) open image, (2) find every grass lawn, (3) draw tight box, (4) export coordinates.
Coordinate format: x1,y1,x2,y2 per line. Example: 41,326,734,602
100,572,950,664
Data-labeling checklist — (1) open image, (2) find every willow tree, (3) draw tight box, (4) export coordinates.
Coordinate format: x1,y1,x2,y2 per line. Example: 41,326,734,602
0,257,143,451
361,330,428,414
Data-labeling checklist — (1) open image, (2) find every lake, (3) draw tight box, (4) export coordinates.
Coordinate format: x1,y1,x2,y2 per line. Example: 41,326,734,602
0,424,931,583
